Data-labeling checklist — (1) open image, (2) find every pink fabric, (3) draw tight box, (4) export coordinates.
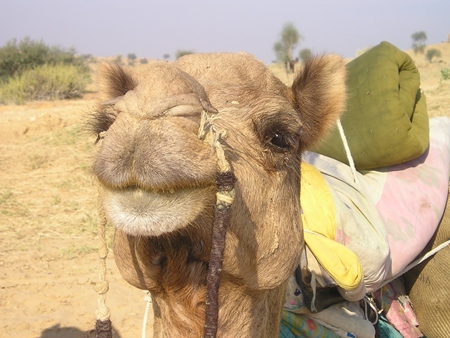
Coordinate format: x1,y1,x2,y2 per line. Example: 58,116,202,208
375,138,449,276
303,117,450,291
374,284,423,338
387,301,422,338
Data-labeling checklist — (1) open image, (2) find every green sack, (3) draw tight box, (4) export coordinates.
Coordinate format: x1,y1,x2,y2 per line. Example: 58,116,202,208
312,41,429,170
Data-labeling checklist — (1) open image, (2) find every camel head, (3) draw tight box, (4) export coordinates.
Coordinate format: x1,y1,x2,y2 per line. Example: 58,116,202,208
89,53,346,337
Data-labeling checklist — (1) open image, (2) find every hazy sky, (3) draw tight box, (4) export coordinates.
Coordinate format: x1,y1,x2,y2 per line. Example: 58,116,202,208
1,0,449,64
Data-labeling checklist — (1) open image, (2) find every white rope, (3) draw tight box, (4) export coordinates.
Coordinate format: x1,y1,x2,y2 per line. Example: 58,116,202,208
336,119,359,186
95,203,111,322
309,271,318,313
362,295,379,325
142,291,152,338
407,240,450,267
380,239,450,288
198,109,230,173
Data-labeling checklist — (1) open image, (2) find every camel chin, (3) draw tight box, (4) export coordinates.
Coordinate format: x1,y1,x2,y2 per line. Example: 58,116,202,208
102,186,214,236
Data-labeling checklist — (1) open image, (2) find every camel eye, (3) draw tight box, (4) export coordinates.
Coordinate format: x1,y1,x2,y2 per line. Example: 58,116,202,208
270,133,291,149
253,114,299,153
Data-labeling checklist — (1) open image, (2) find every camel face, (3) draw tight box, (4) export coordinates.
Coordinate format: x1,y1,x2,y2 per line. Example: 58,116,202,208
92,62,219,236
91,54,345,239
89,53,346,337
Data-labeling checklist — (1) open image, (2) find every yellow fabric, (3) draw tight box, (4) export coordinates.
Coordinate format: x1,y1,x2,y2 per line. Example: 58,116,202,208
301,163,364,290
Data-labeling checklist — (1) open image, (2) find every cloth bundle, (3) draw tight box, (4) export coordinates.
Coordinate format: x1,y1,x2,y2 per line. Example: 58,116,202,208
283,118,450,337
312,41,429,170
301,117,450,293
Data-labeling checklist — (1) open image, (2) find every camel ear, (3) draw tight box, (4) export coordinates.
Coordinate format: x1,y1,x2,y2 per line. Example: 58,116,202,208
98,62,137,103
291,55,346,149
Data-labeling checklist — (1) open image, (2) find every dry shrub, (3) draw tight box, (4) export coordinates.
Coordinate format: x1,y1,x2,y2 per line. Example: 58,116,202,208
0,63,90,104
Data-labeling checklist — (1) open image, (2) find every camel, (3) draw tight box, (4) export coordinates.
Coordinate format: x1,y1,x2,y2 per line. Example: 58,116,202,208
89,52,346,337
89,52,449,337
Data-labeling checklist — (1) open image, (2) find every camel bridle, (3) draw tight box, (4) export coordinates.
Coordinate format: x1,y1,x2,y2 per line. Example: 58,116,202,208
198,108,236,338
90,104,236,338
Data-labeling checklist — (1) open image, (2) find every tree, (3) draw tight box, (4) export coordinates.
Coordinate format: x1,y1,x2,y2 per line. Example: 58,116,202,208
411,31,427,54
163,53,170,60
426,48,441,62
273,22,302,63
175,50,194,59
127,53,137,60
299,49,312,63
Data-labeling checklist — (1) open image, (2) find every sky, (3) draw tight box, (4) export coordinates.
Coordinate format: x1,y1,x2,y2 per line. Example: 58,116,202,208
1,0,449,64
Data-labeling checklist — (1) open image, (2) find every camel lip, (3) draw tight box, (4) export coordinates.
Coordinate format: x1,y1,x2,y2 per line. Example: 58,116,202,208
99,180,215,195
101,185,215,237
116,185,180,195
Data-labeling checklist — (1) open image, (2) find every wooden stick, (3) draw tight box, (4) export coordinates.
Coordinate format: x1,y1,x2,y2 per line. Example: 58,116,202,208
204,171,236,338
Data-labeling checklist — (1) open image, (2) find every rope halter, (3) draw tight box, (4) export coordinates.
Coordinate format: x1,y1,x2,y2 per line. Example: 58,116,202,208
198,106,236,338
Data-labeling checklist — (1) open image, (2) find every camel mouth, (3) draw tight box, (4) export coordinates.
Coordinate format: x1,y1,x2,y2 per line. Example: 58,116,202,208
102,186,215,237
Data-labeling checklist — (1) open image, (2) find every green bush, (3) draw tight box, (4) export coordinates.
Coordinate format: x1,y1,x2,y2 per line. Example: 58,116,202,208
0,63,90,104
442,68,450,81
426,48,441,62
0,37,91,104
0,37,88,81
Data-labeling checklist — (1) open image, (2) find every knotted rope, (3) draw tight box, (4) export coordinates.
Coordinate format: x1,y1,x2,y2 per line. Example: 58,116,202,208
199,109,236,338
88,196,113,338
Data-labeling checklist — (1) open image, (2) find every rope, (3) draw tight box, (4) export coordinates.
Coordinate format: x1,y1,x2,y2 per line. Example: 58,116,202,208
93,197,113,338
380,239,450,288
142,291,152,338
336,119,359,186
199,109,236,338
309,271,318,313
362,295,379,325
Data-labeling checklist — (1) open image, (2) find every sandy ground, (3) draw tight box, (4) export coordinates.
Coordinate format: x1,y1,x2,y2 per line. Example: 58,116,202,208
0,99,152,338
0,43,449,338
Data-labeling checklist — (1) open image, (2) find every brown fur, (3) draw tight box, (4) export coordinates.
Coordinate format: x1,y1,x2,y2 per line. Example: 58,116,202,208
90,53,346,337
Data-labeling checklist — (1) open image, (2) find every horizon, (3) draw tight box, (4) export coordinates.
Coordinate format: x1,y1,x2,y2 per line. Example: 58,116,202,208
1,0,449,64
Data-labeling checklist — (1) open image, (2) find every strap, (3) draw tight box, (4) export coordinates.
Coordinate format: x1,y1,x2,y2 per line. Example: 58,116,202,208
380,239,450,288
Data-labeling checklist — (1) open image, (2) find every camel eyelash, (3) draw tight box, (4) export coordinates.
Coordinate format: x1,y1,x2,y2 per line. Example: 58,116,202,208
253,115,301,153
89,108,118,137
268,132,295,150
